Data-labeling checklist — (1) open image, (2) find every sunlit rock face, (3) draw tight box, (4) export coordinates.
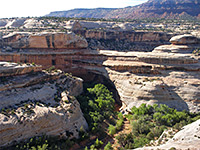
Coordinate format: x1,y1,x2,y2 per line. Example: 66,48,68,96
0,33,199,114
170,34,200,45
1,32,88,49
0,62,88,147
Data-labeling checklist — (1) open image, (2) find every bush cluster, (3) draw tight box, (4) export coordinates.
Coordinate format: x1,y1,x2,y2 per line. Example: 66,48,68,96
77,84,115,133
108,112,124,136
7,135,75,150
117,104,200,149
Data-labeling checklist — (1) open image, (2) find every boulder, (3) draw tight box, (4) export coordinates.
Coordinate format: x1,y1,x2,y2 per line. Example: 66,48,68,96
152,45,193,53
170,34,199,45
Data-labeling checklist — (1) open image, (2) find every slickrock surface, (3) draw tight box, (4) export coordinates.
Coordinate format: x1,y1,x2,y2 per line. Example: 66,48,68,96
0,63,88,147
136,119,200,150
101,51,200,113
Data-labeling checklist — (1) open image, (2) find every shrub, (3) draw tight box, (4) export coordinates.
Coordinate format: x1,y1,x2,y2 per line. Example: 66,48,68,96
116,119,123,130
90,144,97,150
118,112,124,120
108,125,116,136
104,142,113,150
118,104,200,149
116,133,134,148
46,66,55,72
133,136,149,148
9,135,75,150
94,138,103,149
84,146,89,150
146,132,154,140
76,84,116,132
79,126,89,141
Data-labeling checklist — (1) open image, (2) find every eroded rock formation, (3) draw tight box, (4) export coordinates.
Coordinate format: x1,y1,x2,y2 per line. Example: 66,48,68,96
170,34,200,45
0,62,42,77
0,62,88,147
74,29,173,51
1,32,88,49
0,33,199,113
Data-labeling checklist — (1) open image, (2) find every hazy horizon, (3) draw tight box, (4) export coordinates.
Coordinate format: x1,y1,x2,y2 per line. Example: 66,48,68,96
0,0,148,19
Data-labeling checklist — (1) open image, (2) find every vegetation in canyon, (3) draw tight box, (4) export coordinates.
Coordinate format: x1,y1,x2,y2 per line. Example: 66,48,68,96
116,104,200,149
5,83,200,150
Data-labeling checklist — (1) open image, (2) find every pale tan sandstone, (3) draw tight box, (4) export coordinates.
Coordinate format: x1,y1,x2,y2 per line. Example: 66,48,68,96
170,34,199,45
0,62,42,77
0,95,87,147
0,64,87,147
0,34,199,113
152,44,193,53
1,32,88,49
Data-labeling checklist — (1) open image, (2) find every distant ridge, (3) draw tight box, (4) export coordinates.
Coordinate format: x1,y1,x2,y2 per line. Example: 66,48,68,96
47,8,117,18
47,0,200,19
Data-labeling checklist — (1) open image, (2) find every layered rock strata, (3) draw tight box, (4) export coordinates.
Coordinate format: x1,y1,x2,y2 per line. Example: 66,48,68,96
74,30,173,51
0,33,199,113
1,32,88,49
0,62,88,147
0,62,42,77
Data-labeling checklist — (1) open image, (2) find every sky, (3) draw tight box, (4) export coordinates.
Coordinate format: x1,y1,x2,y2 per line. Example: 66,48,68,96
0,0,148,18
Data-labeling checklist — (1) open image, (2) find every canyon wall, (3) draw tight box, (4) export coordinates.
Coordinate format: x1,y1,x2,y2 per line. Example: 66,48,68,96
1,32,88,49
74,30,173,51
0,32,199,113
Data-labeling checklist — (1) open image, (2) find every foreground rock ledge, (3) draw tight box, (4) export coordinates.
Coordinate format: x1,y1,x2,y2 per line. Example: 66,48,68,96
0,62,88,147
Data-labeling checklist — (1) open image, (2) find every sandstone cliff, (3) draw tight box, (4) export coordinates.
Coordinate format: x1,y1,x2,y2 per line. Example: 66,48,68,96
0,62,42,77
1,32,88,49
0,62,88,147
102,34,200,113
74,29,172,51
0,33,199,114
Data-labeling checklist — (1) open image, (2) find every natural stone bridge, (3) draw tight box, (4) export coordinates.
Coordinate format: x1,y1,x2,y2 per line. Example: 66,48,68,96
0,32,200,113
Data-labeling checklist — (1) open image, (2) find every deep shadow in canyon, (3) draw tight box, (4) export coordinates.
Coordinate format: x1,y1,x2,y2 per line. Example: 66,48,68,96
74,71,122,107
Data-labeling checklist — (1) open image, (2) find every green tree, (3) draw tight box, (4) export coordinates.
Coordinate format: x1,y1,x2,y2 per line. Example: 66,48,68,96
108,125,116,136
104,142,113,150
94,138,103,149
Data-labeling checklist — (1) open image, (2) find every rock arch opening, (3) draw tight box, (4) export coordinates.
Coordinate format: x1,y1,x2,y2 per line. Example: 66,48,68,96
73,71,122,107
